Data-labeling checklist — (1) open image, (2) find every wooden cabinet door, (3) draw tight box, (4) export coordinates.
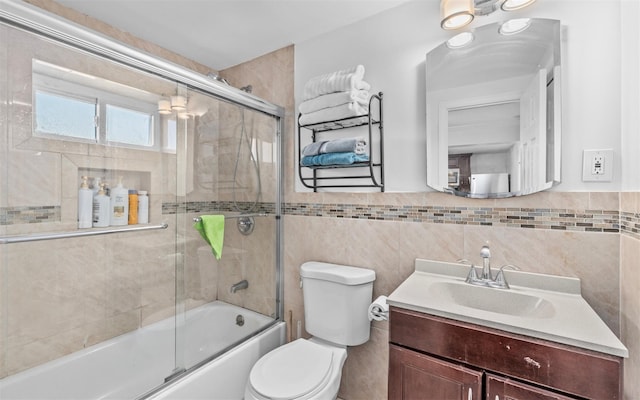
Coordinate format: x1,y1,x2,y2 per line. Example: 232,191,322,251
389,344,482,400
486,373,577,400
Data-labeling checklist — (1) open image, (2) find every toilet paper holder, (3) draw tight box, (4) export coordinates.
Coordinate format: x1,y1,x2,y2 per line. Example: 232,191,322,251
368,295,389,321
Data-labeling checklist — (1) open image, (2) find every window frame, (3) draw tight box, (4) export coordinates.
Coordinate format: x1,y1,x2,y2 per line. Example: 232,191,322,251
32,67,162,151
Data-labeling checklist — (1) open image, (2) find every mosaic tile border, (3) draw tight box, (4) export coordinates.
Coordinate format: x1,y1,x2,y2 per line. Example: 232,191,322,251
1,202,627,235
161,201,276,215
283,202,621,233
0,206,60,225
620,211,640,240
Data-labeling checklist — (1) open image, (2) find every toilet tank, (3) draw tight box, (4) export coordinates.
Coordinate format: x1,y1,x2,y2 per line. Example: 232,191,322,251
300,262,375,346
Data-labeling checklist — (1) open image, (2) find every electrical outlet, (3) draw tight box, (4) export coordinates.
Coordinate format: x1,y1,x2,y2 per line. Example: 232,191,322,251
583,149,613,182
592,155,604,175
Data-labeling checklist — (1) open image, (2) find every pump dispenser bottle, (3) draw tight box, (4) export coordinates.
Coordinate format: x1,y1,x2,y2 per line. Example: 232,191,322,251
78,176,93,229
138,191,149,224
92,183,110,228
110,176,129,226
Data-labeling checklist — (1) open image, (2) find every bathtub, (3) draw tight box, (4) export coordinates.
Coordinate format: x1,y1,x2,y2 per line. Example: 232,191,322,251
0,301,285,400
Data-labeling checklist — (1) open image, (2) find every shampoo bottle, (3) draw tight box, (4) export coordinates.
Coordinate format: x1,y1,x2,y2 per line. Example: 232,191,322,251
78,176,93,229
92,183,110,228
138,191,149,224
110,176,129,226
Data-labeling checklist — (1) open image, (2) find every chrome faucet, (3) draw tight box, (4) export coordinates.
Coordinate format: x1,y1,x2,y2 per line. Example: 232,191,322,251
480,245,492,280
464,245,519,289
230,279,249,293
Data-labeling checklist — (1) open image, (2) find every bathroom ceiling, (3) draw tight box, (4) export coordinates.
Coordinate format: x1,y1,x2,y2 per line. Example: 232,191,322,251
54,0,414,71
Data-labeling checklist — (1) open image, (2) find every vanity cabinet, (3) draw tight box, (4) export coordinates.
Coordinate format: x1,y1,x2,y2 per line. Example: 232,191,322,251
388,307,623,400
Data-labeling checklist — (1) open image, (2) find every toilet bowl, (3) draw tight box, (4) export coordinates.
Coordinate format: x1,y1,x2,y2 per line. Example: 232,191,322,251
244,338,346,400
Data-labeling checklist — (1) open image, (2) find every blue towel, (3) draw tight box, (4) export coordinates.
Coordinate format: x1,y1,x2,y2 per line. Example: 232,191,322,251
300,152,369,167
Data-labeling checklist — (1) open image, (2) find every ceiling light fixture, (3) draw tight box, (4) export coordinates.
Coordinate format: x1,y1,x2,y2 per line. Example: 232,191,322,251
157,99,172,115
440,0,536,30
501,0,537,11
441,0,474,30
170,95,187,111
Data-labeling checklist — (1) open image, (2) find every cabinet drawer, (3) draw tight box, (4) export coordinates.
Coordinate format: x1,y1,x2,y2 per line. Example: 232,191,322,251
486,373,576,400
389,307,623,399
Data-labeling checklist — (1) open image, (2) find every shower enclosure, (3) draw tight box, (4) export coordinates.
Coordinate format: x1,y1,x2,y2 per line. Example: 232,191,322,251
0,1,284,398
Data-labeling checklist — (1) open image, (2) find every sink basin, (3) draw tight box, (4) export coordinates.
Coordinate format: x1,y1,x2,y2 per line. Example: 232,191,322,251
429,281,556,318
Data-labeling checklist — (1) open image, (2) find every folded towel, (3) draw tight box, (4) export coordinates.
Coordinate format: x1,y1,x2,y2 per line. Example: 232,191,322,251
322,137,367,154
299,102,368,127
302,137,367,157
301,141,326,157
303,65,371,100
300,152,369,167
194,215,225,260
298,90,370,115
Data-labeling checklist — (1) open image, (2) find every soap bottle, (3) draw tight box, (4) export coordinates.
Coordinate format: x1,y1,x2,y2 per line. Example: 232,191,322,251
78,176,93,229
128,189,138,225
138,191,149,224
110,176,129,226
92,182,110,228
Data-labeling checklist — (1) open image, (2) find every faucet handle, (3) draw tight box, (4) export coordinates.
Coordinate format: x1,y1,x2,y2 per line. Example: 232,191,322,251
465,264,479,283
493,264,520,289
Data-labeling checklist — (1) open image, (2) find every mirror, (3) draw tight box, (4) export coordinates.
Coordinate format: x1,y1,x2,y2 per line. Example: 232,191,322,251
426,18,562,198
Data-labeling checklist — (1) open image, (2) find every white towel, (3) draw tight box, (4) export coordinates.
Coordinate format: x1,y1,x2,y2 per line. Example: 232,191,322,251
303,65,371,100
298,90,371,115
299,102,368,127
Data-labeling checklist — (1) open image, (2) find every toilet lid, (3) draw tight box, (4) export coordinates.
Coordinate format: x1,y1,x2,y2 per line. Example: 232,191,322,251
249,339,334,400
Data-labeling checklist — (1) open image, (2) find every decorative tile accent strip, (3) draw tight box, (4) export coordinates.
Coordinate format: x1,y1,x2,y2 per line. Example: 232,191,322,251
0,206,61,225
620,211,640,239
2,201,621,235
162,201,276,215
283,202,620,233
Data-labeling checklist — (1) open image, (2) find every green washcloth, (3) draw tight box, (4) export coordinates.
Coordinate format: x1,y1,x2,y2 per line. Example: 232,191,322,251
194,215,225,260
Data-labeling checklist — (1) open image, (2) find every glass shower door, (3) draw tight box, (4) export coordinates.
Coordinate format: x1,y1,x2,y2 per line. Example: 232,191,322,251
176,86,281,372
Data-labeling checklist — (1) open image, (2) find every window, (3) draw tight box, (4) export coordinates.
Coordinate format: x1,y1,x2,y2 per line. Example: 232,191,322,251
32,60,162,151
34,90,97,141
106,104,153,146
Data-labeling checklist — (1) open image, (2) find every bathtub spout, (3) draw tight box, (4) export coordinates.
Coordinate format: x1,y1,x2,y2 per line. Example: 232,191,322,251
230,279,249,293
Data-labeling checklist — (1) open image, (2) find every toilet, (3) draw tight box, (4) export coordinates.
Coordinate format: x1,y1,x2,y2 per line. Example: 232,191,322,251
244,261,376,400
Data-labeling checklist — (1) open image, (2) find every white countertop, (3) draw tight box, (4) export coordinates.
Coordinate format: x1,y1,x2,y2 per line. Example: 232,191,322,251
387,259,628,358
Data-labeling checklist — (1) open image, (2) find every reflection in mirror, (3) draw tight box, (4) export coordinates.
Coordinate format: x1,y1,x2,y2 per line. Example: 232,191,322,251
426,18,562,198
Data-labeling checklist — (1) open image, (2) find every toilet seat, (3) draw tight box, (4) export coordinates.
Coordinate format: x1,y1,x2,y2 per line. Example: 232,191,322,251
248,339,334,399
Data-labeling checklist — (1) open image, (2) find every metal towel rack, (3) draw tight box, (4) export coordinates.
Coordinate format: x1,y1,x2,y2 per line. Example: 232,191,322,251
0,223,169,244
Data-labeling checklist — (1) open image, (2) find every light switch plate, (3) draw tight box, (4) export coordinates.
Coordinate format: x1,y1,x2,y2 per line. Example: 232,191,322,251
582,149,613,182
